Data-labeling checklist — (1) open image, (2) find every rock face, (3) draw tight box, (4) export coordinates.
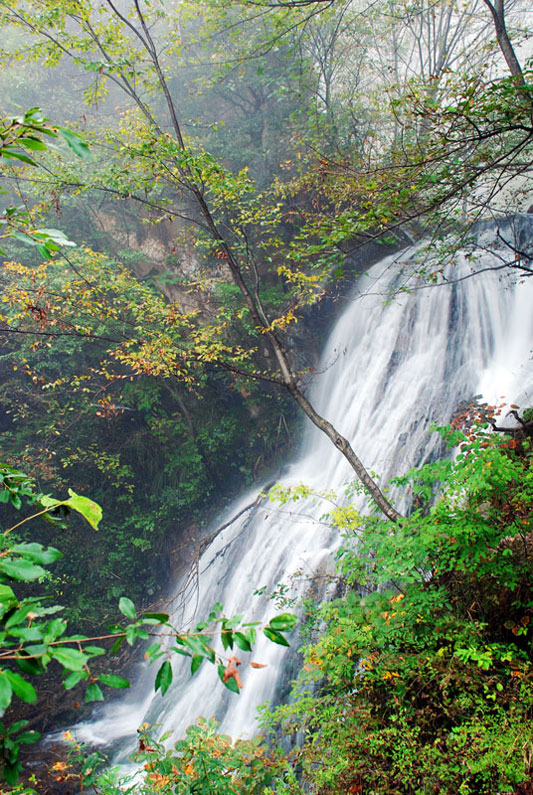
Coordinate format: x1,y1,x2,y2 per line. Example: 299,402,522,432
96,208,209,312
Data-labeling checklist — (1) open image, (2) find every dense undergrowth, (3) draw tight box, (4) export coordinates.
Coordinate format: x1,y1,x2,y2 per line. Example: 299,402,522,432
0,331,294,629
36,406,531,795
261,408,533,795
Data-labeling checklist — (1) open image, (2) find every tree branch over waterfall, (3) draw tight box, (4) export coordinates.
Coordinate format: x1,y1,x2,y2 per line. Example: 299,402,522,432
0,0,403,522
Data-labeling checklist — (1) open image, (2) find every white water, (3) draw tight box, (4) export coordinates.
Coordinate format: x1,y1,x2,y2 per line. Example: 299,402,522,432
73,218,533,761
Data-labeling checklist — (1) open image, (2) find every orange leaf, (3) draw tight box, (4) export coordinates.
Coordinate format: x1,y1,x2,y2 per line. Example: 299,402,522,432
222,656,243,688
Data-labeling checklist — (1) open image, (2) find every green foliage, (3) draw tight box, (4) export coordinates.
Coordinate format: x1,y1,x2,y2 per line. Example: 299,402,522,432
0,465,106,783
0,107,88,258
0,243,294,624
0,463,298,785
264,417,533,794
90,717,290,795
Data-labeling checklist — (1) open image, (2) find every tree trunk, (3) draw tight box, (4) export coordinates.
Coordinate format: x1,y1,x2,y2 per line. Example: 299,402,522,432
482,0,527,86
131,1,403,524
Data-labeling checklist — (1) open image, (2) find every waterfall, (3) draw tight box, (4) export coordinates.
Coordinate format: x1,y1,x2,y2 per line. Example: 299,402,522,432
73,217,533,762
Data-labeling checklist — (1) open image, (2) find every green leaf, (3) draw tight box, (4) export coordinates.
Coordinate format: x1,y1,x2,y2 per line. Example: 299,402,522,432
191,655,203,675
0,559,45,582
3,759,22,786
234,632,252,652
125,625,137,645
8,718,29,734
118,597,136,620
6,603,40,630
142,612,169,623
11,543,62,565
171,646,191,657
245,627,257,646
268,613,298,632
1,149,37,165
37,242,52,259
263,627,290,647
5,672,36,704
32,229,74,252
85,682,104,702
17,730,40,745
83,645,105,656
98,674,130,689
154,660,172,696
111,636,125,654
0,585,16,609
52,647,88,671
144,642,162,660
208,601,223,621
224,676,240,694
7,627,42,642
18,137,48,151
225,614,244,630
43,618,67,643
65,490,102,530
0,672,13,712
57,128,91,159
64,671,88,690
15,656,41,676
182,635,213,660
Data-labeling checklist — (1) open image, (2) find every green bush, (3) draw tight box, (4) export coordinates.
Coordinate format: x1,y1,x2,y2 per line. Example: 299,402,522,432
264,413,532,794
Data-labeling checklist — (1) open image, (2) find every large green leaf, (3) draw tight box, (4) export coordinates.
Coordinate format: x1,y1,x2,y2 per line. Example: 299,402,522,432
41,491,102,530
63,670,88,690
7,627,43,642
190,655,203,675
142,612,169,623
182,635,214,661
11,543,62,565
52,647,88,671
18,136,48,152
155,660,172,696
118,597,136,620
268,613,298,632
85,682,104,702
65,490,102,530
5,672,36,704
17,730,40,745
0,672,13,713
6,603,38,630
1,149,36,165
234,632,252,652
57,128,91,160
0,585,16,611
217,664,240,694
0,559,45,582
263,627,290,647
99,674,130,689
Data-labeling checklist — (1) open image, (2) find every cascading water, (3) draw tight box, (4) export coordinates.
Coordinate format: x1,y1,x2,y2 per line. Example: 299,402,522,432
73,216,533,763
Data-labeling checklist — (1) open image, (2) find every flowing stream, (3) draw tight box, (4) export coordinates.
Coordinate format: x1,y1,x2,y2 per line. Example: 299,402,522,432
73,216,533,762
